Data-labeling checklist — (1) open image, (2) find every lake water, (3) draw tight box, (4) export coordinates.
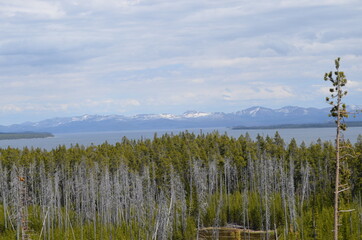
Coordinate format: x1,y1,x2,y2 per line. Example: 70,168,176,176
0,127,361,150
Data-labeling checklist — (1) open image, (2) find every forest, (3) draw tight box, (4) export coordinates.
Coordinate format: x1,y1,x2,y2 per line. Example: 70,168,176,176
0,131,361,239
0,132,53,140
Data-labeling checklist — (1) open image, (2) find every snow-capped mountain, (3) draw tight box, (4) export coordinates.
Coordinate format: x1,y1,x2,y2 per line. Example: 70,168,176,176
0,106,360,133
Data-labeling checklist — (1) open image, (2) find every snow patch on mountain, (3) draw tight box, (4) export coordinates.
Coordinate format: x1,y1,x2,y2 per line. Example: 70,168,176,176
72,115,91,121
159,114,178,119
183,111,211,118
238,106,274,117
249,107,261,117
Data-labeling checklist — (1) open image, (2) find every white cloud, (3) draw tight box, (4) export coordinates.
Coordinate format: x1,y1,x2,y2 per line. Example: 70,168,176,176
221,84,294,101
84,99,140,108
0,103,69,113
316,86,331,95
348,80,361,88
0,1,65,19
142,81,294,109
0,104,23,112
189,58,246,68
0,98,141,115
280,0,358,8
189,78,205,84
0,0,361,123
70,0,140,8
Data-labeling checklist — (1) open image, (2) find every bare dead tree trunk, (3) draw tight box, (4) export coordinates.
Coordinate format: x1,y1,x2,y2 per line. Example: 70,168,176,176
243,188,247,240
279,162,288,238
19,167,31,240
333,94,341,240
193,160,208,240
288,157,297,233
0,163,8,229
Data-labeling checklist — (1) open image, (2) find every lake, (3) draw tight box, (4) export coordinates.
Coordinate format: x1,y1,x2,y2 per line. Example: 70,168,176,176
0,127,361,150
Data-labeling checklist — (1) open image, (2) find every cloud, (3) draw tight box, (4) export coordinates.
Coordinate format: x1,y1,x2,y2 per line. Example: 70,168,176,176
348,80,361,88
0,1,65,19
0,0,361,123
83,99,141,110
0,103,69,113
0,104,23,113
221,84,294,101
279,0,358,8
189,58,245,68
190,78,205,84
0,98,141,115
141,80,294,109
315,86,331,96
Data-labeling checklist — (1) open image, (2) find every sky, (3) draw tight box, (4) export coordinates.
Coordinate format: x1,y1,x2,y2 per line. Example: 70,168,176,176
0,0,362,125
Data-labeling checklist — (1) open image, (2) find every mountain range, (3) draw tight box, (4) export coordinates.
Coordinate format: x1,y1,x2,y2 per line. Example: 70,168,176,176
1,106,361,133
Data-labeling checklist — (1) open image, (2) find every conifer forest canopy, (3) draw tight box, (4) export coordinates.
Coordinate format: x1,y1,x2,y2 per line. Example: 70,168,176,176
0,131,361,239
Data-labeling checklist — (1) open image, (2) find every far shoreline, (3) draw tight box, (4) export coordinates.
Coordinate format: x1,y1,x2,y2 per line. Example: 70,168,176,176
232,121,362,130
0,132,54,140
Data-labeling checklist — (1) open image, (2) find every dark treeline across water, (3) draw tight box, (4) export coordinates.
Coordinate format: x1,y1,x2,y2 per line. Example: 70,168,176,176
0,130,361,239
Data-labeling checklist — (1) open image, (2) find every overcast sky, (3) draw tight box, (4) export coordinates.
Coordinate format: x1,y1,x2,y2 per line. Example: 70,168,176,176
0,0,361,125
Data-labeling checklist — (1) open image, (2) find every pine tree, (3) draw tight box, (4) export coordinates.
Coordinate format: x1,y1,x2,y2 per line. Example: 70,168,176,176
324,57,349,240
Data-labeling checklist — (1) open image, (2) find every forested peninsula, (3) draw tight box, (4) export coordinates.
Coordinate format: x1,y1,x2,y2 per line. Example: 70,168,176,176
233,121,362,130
0,132,53,140
0,131,361,239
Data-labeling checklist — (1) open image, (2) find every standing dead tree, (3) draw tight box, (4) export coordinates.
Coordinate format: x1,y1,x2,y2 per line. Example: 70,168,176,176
18,168,31,240
193,159,208,240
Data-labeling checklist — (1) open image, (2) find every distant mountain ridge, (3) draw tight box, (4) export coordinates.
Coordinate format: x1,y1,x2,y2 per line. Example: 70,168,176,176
0,106,361,133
